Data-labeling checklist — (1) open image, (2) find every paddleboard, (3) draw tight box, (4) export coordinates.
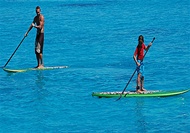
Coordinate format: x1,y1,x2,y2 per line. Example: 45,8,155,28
3,66,68,73
92,89,189,98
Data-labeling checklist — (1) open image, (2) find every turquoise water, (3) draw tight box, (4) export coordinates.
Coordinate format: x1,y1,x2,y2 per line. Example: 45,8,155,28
0,0,189,132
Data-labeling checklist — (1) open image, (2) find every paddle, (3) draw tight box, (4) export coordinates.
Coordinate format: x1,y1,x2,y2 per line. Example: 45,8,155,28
3,35,26,68
116,37,155,101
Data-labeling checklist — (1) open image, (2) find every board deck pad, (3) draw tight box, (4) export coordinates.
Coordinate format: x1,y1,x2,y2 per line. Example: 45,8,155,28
92,89,189,98
3,66,68,73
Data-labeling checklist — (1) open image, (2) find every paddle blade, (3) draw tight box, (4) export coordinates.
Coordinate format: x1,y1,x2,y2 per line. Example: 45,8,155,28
116,95,122,101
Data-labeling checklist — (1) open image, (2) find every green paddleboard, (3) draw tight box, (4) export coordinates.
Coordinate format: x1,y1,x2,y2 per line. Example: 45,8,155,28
3,66,68,73
92,89,189,98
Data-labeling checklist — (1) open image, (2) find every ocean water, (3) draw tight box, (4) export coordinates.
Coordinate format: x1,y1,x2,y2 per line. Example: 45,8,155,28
0,0,189,132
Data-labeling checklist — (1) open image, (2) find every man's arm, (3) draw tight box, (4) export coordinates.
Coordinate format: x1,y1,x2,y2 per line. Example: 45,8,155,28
133,48,140,66
25,18,35,37
133,55,140,66
145,42,152,51
25,24,33,36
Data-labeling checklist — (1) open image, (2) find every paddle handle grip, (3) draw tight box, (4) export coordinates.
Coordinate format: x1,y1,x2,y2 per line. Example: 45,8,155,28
151,37,155,43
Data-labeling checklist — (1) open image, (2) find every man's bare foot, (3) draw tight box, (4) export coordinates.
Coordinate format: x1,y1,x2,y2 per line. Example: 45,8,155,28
141,88,147,91
34,65,44,69
136,89,143,93
37,65,44,69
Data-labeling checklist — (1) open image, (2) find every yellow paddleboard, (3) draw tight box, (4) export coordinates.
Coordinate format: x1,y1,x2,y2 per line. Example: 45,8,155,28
3,66,68,73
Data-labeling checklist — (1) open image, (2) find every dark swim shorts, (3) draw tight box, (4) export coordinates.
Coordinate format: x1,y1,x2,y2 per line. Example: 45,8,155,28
35,33,44,54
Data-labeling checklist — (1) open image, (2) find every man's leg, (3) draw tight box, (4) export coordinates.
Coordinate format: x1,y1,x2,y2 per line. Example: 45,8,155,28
39,53,43,67
136,73,143,93
140,76,146,91
35,54,40,68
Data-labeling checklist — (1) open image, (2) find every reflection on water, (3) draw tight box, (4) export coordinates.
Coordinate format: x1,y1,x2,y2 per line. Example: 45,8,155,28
33,71,49,131
135,98,147,133
35,71,45,90
33,71,49,103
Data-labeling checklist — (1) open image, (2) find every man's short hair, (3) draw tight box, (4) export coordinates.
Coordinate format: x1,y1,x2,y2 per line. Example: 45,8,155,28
36,6,41,10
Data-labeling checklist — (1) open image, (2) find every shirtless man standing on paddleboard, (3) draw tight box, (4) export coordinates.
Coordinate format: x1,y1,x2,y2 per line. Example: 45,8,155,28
25,6,44,68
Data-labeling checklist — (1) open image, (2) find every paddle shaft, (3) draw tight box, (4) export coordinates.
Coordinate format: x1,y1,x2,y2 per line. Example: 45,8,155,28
116,37,155,101
3,36,26,68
